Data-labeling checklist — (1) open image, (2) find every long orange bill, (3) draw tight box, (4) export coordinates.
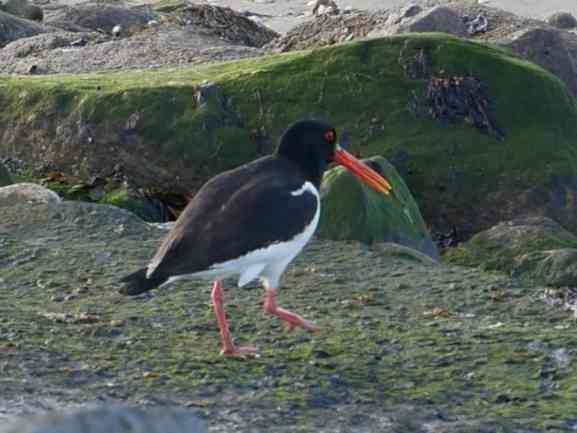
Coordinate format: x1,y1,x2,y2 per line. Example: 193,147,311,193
334,147,392,195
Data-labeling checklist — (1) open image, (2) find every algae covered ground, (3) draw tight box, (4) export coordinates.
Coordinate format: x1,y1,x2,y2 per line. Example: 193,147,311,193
1,200,577,432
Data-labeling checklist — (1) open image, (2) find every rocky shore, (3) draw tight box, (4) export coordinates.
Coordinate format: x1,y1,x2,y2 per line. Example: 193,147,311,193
3,0,577,431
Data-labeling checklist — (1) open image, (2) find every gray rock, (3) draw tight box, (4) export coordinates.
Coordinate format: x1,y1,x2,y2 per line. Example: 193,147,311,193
400,4,422,19
466,14,488,35
312,0,339,16
0,183,61,206
505,27,577,98
2,31,105,59
0,404,207,433
0,9,50,47
45,5,152,34
0,0,43,22
546,11,577,30
370,6,468,38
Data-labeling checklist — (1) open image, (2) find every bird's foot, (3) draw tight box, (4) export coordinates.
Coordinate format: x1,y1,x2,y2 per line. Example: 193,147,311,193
276,308,320,332
220,345,259,358
264,288,320,333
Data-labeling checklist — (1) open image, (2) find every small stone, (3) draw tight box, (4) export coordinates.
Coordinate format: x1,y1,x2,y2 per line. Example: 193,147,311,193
64,293,78,301
311,0,339,16
552,348,572,369
400,4,422,19
70,38,87,47
112,24,122,37
546,11,577,30
396,282,409,290
467,14,488,35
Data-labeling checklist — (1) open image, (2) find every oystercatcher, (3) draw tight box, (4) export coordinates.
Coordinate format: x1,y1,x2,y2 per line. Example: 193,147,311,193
120,120,392,356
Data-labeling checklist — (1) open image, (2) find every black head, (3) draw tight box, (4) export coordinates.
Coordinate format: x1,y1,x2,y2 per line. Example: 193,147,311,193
275,120,338,187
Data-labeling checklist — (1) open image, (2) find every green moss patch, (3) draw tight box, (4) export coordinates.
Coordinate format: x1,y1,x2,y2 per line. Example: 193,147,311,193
2,200,577,431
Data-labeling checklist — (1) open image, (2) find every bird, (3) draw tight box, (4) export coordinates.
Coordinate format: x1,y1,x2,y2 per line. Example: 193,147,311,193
119,120,392,357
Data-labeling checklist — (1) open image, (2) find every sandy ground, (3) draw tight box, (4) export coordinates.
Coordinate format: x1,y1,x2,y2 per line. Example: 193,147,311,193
35,0,577,33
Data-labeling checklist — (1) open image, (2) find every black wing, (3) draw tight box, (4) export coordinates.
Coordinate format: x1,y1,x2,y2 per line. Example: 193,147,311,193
146,156,318,279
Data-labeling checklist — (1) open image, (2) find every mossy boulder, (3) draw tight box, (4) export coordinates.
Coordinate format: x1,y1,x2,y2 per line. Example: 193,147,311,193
444,216,577,284
514,248,577,287
319,155,437,258
2,34,577,237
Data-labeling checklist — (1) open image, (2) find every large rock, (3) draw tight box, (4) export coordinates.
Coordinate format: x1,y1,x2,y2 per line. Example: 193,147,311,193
0,183,61,206
319,156,438,259
0,0,43,22
0,405,207,433
504,27,577,98
45,5,153,34
546,11,577,30
444,216,577,285
0,10,49,46
0,25,261,74
267,10,388,52
171,3,278,48
1,31,105,59
370,6,468,38
2,35,577,237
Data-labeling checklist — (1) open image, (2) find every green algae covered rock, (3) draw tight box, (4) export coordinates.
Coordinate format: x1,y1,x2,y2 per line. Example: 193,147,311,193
444,216,577,284
515,248,577,287
318,156,438,258
2,34,577,237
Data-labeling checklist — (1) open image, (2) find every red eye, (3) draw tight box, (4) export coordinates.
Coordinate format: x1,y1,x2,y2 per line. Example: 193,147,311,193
324,130,336,144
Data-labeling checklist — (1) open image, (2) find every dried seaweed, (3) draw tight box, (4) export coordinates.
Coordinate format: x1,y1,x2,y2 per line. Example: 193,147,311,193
411,74,505,140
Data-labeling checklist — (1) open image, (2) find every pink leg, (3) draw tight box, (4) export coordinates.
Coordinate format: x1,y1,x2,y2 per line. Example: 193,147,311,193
263,288,319,332
211,280,257,357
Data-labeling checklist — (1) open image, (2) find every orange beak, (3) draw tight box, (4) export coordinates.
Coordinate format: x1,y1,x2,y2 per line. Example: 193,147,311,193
333,147,392,195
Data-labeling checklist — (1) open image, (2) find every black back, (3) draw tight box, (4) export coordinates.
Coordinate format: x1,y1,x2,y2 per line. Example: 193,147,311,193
146,156,318,278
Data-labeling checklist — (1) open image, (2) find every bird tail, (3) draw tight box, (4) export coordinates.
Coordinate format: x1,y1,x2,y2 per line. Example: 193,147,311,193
119,268,168,296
